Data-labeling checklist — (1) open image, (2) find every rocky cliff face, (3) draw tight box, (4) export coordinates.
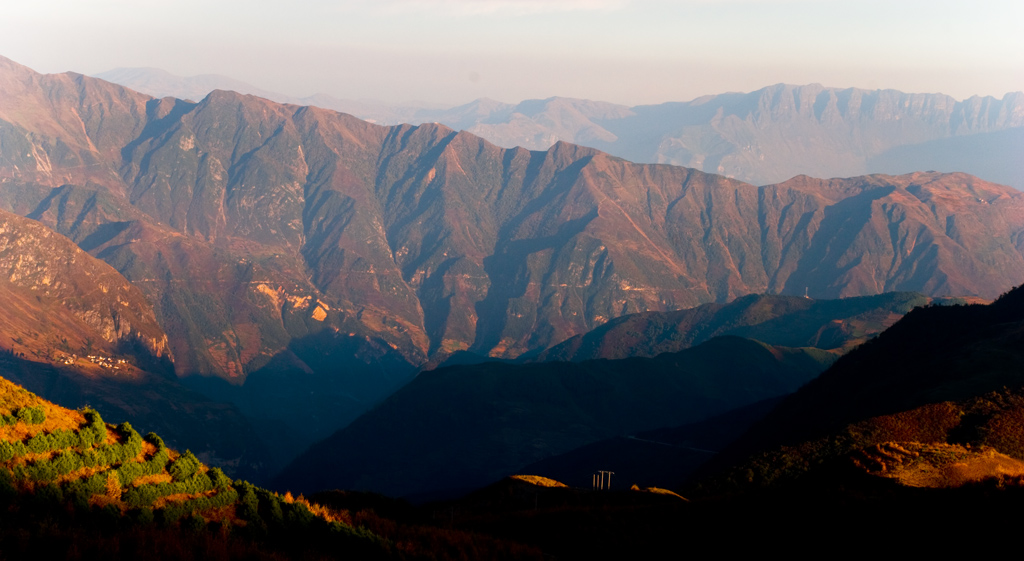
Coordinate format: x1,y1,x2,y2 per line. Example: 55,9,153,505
0,207,169,362
2,55,1024,376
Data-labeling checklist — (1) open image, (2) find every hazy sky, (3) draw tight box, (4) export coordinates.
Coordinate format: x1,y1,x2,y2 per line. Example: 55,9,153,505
2,0,1022,106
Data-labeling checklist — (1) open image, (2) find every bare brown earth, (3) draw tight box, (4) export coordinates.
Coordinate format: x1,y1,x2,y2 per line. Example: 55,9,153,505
0,207,169,365
852,441,1024,488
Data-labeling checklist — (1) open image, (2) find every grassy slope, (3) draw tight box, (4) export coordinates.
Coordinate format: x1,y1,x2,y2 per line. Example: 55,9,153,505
0,375,543,560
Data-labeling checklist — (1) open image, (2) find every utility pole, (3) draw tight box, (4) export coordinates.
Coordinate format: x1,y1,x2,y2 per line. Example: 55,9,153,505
593,470,615,490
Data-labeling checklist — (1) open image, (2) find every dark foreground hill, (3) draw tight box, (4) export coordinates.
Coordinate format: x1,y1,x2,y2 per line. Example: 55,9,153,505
274,336,834,499
515,398,783,490
694,283,1024,495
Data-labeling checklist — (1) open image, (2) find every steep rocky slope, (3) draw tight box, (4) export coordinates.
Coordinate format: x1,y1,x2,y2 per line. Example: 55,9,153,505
4,56,1024,366
0,208,168,364
0,209,272,478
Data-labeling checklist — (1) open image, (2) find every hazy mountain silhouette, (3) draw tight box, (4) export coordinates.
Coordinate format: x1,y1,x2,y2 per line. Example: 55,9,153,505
97,69,1024,188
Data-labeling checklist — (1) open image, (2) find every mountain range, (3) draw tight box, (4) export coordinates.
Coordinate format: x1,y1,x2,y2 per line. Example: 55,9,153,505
97,68,1024,189
275,291,976,498
3,54,1024,466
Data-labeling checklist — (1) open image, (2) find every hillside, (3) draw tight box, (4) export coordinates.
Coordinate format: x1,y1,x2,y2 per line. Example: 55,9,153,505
0,208,169,367
515,398,782,490
0,208,274,479
0,375,551,560
274,336,834,499
696,283,1024,494
536,291,949,362
0,375,387,559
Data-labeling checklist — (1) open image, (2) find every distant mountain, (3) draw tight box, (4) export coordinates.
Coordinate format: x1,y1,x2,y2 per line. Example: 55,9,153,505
273,336,834,498
536,291,951,362
436,87,1024,189
5,54,1024,469
95,69,1024,188
94,67,439,126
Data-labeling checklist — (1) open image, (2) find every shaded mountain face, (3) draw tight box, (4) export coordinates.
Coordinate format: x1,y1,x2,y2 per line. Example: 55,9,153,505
273,336,835,499
536,291,951,362
698,283,1024,494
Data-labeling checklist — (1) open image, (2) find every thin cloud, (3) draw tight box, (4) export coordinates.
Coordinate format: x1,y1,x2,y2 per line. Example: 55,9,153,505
376,0,629,16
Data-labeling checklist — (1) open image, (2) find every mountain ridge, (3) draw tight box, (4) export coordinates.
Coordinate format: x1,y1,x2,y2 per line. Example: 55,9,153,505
93,65,1024,188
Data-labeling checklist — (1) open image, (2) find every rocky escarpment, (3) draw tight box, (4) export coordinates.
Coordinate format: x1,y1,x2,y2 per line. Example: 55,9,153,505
0,207,169,363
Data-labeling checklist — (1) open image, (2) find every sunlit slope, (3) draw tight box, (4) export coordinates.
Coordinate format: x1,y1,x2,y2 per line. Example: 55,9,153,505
0,375,394,560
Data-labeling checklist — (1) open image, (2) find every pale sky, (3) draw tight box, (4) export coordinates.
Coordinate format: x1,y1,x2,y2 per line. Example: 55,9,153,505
1,0,1022,105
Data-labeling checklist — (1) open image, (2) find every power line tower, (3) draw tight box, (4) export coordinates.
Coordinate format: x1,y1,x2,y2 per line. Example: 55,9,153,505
592,470,615,490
